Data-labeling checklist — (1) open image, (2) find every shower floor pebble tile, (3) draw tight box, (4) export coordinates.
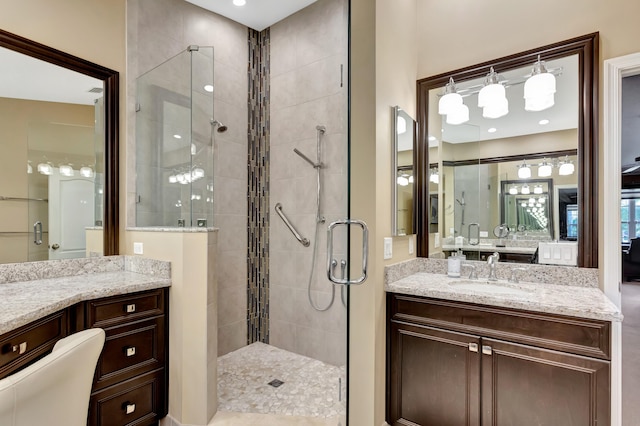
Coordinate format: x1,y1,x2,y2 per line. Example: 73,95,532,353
217,342,346,420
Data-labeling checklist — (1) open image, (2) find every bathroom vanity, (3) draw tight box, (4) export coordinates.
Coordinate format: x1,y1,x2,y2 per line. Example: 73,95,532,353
385,259,621,426
0,256,171,426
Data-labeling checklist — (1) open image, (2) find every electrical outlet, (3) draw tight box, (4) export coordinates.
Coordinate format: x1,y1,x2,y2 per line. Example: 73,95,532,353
409,236,415,254
434,233,440,248
133,242,143,255
383,237,393,260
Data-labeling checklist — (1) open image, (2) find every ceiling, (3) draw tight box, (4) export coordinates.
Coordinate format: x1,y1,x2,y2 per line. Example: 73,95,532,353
0,46,102,106
185,0,318,31
433,55,579,146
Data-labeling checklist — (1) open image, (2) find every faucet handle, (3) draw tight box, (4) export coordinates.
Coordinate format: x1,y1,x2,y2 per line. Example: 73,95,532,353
508,267,528,283
462,263,477,280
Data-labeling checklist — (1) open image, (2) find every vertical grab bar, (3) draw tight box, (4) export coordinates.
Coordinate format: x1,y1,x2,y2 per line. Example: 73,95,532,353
326,219,369,285
33,221,43,245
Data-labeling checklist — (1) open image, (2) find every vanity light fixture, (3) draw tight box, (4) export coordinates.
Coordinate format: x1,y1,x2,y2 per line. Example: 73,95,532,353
59,164,74,177
558,155,575,175
517,160,531,179
397,175,409,186
533,184,543,194
168,175,178,184
429,169,439,184
37,162,53,176
192,168,205,180
80,166,94,178
478,67,508,119
521,184,531,195
509,185,518,195
439,77,469,125
524,55,556,112
538,159,553,177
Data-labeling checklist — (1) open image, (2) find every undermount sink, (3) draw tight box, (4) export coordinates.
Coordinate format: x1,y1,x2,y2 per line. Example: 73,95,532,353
447,279,532,296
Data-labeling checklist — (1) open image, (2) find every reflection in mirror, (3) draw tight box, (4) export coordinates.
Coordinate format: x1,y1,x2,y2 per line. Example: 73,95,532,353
392,106,415,236
0,29,119,263
416,33,598,267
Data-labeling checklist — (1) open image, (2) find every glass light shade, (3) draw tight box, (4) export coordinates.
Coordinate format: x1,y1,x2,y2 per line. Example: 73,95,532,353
518,164,531,179
192,168,205,179
509,186,518,195
538,163,552,177
59,165,74,177
438,92,463,115
524,72,556,112
482,97,509,119
397,176,409,186
80,166,94,178
529,198,536,203
409,175,414,184
559,162,575,175
478,83,505,107
539,197,546,203
446,104,469,125
521,184,530,195
168,175,177,184
521,202,527,207
37,162,53,175
533,185,543,194
429,172,439,184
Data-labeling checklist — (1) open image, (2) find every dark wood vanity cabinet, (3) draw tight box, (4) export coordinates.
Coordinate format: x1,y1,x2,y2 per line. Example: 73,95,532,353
387,294,611,426
0,288,169,426
83,289,169,426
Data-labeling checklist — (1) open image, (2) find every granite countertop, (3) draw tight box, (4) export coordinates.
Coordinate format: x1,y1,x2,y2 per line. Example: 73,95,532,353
386,272,622,322
441,244,537,254
0,256,171,335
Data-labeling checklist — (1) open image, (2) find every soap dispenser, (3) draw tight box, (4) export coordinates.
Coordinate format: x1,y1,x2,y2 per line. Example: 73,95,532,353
448,249,466,278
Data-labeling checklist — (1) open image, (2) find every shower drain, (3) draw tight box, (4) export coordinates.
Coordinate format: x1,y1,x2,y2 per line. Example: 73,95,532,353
268,379,284,388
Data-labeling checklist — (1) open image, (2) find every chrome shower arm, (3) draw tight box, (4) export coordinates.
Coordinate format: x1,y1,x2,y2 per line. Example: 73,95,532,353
293,148,321,168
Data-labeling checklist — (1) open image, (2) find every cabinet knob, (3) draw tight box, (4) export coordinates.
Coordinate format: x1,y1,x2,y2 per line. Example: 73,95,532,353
468,343,478,353
124,303,136,313
12,342,27,355
122,402,136,414
482,345,493,355
124,346,136,357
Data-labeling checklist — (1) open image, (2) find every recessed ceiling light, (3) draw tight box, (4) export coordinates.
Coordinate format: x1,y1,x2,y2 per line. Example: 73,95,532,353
488,127,497,133
204,84,214,93
539,119,550,125
233,0,246,6
428,136,436,141
173,134,182,139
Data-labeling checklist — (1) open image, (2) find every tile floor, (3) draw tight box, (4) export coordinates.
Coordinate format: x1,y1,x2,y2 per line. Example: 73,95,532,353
216,342,346,423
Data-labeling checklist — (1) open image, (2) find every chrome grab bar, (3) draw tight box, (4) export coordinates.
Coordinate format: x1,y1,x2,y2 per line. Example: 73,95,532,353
274,203,310,247
33,221,43,245
326,219,369,285
0,196,48,202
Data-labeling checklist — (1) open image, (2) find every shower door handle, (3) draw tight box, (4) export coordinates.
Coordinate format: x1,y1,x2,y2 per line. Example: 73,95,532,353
326,219,368,285
33,221,43,245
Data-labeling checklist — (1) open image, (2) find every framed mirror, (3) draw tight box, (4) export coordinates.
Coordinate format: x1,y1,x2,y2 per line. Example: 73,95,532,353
392,106,416,236
416,33,598,267
0,29,119,262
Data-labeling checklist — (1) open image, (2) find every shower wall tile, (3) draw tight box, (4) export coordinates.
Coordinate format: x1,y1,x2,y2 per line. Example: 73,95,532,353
218,320,247,356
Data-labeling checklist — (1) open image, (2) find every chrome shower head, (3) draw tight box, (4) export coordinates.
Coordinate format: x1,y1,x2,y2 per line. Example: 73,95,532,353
212,120,228,133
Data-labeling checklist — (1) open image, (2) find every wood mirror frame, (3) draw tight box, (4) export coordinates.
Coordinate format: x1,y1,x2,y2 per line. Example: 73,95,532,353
0,29,119,255
416,33,599,267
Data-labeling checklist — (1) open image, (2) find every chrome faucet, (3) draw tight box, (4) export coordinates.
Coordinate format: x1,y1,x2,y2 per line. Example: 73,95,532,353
487,252,500,281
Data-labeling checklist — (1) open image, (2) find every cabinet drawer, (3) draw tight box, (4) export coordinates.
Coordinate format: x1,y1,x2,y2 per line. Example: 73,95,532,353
0,310,67,379
390,294,611,360
88,289,165,328
93,317,165,391
89,369,166,426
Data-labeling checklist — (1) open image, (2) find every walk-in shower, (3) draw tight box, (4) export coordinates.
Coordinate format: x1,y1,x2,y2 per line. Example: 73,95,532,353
134,45,215,228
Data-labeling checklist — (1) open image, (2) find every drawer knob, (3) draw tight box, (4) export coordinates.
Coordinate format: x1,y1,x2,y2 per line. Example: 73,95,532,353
122,402,136,414
124,346,136,357
12,342,27,355
124,303,136,313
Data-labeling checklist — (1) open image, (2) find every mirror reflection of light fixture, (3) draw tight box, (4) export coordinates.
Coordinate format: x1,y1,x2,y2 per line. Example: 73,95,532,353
80,166,94,178
59,164,74,177
439,77,469,125
397,175,409,186
521,184,530,195
509,185,518,195
478,67,508,119
524,55,556,112
429,168,439,184
517,160,531,179
27,161,32,174
37,162,53,176
538,158,553,177
558,155,575,175
521,201,527,207
397,116,407,134
533,184,543,194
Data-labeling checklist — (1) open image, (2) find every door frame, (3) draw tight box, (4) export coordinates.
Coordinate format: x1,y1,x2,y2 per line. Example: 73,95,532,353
603,51,640,426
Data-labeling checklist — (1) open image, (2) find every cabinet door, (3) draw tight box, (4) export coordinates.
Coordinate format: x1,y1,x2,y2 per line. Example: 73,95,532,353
388,321,481,425
481,338,610,426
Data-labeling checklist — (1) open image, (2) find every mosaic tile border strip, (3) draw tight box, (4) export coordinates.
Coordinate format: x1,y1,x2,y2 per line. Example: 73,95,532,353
247,28,271,345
